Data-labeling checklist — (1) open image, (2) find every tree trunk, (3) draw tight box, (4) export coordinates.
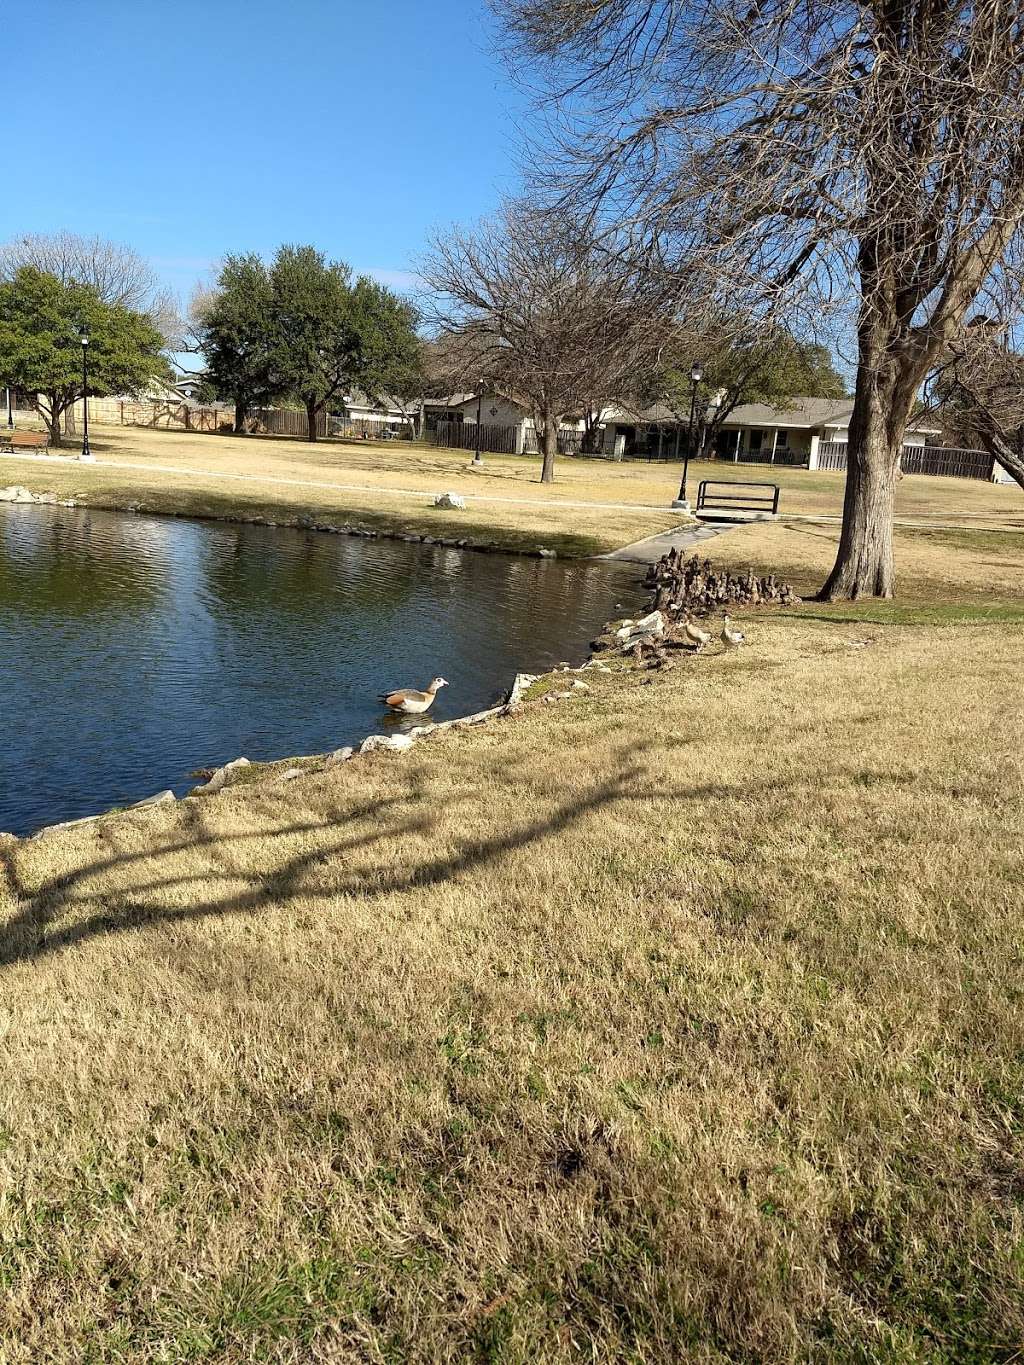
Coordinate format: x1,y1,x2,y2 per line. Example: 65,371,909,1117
982,430,1024,492
818,370,905,600
540,421,557,483
306,399,319,443
42,400,63,448
233,398,248,434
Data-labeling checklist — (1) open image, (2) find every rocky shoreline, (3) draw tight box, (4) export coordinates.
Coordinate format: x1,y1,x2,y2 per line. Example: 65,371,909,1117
0,481,562,559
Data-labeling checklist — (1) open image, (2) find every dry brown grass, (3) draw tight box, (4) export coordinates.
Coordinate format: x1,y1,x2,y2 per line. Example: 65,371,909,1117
707,518,1024,614
2,423,1022,556
1,465,1022,1358
2,540,1023,1360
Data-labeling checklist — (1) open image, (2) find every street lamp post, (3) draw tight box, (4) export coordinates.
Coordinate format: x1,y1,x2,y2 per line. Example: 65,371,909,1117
672,360,703,511
5,385,13,429
471,383,483,466
79,331,94,462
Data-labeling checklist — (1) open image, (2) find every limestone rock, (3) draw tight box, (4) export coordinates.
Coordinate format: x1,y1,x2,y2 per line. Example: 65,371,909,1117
130,790,176,808
433,492,466,510
277,767,304,782
325,746,354,769
359,733,414,756
507,673,540,704
193,756,250,793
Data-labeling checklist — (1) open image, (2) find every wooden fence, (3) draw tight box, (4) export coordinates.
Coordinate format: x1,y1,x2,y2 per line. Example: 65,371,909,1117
430,421,521,454
817,441,995,480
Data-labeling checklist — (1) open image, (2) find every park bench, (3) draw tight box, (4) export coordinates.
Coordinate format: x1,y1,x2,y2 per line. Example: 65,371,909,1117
0,431,50,454
696,479,780,520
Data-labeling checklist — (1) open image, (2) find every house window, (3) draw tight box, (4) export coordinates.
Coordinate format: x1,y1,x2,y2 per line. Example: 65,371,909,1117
748,430,763,452
776,429,788,448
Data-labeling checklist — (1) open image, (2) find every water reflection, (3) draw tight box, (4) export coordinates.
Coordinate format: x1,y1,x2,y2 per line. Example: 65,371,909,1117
0,504,641,835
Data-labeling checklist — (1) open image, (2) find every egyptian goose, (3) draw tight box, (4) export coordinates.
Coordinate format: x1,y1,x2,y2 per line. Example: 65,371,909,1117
682,616,713,651
721,615,746,649
378,676,448,714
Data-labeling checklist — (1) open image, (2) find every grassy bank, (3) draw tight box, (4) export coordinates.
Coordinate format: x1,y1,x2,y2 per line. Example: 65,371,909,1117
2,513,1023,1358
0,426,689,558
2,423,1022,556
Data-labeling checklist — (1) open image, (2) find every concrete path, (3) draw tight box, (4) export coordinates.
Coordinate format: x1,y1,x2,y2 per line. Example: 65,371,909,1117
604,521,733,564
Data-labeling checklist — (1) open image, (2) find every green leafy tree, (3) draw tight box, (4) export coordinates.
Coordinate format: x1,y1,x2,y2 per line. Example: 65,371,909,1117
347,276,423,434
266,246,356,443
0,266,167,447
660,325,847,457
264,247,423,443
192,254,279,433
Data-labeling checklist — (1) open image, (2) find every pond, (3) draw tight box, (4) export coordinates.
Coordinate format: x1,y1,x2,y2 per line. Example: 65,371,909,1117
0,505,642,837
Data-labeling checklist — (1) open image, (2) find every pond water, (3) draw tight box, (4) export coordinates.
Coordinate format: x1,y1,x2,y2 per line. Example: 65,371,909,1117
0,504,642,836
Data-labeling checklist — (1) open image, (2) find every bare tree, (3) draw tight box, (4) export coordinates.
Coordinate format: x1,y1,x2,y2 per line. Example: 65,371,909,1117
496,0,1024,597
0,231,179,344
421,202,669,482
935,323,1024,488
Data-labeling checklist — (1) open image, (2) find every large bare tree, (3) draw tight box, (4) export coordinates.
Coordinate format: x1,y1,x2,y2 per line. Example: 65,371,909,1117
421,202,670,482
497,0,1024,597
0,231,179,343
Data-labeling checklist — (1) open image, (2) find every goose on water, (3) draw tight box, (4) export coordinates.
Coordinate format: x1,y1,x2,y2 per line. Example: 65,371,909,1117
721,615,746,649
378,676,448,714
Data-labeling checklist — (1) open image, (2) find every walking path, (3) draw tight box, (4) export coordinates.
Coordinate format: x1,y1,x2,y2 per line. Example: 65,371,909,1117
605,522,732,564
0,450,680,516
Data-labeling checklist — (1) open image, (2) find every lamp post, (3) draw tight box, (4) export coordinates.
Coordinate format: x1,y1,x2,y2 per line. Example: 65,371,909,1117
79,330,94,462
672,359,703,510
471,383,483,466
5,385,13,429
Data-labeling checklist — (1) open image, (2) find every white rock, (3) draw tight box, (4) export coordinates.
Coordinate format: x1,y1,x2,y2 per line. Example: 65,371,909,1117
130,790,176,808
325,745,354,769
506,673,539,704
194,756,250,793
0,487,17,501
277,767,304,782
571,680,590,691
35,491,58,504
14,488,37,503
538,548,557,558
359,733,415,755
433,492,466,510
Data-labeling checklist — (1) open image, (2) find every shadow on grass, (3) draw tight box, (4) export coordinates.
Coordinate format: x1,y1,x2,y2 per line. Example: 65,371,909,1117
0,745,677,968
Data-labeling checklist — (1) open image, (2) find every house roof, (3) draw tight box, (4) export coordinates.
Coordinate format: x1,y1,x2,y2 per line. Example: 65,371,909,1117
617,395,940,436
722,398,855,429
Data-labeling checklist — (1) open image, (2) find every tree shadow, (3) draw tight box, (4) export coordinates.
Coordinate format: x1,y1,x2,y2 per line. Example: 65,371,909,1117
0,740,699,968
0,747,911,971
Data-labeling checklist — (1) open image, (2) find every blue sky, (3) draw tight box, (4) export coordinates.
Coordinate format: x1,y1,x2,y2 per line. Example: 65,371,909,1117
3,0,525,306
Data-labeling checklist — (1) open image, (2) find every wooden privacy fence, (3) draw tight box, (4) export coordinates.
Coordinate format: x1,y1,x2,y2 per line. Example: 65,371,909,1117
430,420,521,454
817,441,995,480
900,444,995,479
249,407,327,439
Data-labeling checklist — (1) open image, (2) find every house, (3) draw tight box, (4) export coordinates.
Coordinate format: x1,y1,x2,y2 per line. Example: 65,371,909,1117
172,375,209,402
426,392,588,453
331,392,417,437
599,397,942,465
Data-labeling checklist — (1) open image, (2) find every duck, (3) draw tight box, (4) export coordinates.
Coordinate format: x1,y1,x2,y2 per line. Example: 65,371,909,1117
378,676,448,714
721,615,746,649
682,616,713,651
